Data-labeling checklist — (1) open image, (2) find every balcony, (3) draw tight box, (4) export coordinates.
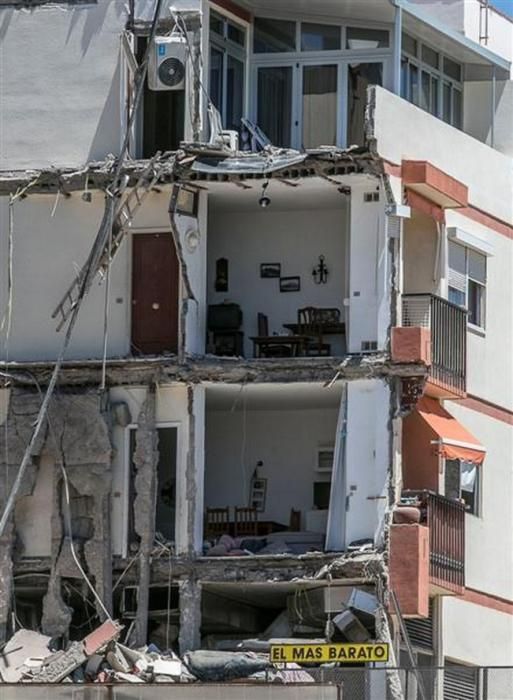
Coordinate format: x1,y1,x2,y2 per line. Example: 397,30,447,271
403,490,466,595
401,294,467,398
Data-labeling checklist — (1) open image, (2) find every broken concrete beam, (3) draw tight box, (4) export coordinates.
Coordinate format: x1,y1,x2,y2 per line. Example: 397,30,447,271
32,642,86,683
83,619,122,656
33,620,122,683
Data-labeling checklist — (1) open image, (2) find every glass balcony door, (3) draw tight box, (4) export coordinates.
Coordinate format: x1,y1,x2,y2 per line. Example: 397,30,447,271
301,63,339,149
254,60,346,149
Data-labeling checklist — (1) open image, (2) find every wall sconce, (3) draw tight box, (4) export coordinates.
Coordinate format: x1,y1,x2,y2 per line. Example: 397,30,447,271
258,181,271,208
312,255,328,284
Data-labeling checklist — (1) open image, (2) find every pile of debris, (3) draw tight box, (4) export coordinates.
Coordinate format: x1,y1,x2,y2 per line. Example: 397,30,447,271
0,621,299,684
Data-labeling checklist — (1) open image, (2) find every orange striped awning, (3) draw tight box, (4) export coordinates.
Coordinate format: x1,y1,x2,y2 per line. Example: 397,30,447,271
415,396,486,465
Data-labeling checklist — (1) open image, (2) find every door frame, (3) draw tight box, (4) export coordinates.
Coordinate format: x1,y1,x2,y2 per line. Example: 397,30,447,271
129,227,182,357
122,421,181,559
251,54,391,149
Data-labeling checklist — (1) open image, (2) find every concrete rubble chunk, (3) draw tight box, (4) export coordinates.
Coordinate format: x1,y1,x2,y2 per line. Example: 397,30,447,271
0,629,53,682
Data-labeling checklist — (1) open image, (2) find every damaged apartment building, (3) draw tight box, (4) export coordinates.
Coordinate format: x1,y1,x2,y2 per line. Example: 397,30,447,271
0,0,512,695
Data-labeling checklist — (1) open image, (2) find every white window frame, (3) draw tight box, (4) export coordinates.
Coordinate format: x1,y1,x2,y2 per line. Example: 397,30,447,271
448,241,487,331
443,458,481,517
401,34,463,129
249,16,392,149
208,8,248,131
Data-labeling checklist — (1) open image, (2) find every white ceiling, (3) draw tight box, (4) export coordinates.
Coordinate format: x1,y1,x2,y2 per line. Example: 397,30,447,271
236,0,395,24
206,174,372,213
206,381,344,411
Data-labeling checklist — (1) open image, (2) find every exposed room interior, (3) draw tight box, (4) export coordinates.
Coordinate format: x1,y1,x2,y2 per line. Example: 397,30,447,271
203,381,343,555
206,179,349,359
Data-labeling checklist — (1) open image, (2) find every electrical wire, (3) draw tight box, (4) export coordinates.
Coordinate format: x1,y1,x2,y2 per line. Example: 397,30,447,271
100,196,114,392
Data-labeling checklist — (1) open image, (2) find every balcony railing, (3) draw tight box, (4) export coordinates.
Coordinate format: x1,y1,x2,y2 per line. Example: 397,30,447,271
402,294,467,395
404,490,465,592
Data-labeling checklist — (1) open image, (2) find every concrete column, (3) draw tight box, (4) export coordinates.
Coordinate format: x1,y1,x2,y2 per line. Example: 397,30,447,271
176,384,205,556
179,577,201,654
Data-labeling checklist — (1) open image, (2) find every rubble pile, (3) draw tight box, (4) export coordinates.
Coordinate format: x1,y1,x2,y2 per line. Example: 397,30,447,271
0,621,291,685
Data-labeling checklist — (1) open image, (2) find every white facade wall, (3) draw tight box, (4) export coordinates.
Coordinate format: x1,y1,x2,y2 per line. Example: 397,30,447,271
371,86,513,223
445,210,513,409
443,597,513,667
0,1,127,170
445,401,513,601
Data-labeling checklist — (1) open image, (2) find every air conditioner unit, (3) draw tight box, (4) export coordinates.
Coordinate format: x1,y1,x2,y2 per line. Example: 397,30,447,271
148,36,187,91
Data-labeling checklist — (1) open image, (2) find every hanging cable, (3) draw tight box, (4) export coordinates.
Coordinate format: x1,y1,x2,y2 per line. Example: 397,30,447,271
100,195,114,392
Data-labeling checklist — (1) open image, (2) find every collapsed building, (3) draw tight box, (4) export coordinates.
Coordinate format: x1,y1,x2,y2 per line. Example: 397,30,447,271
0,0,513,696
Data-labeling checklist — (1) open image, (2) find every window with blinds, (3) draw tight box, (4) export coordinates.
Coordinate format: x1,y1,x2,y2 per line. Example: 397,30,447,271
448,241,486,329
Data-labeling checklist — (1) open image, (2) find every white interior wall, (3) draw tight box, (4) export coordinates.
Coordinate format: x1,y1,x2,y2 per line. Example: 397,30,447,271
344,379,390,547
207,205,347,357
181,191,208,356
0,188,187,363
205,406,337,525
0,1,126,170
347,182,389,352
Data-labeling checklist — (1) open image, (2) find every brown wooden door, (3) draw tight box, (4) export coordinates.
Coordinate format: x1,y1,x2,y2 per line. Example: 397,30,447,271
131,233,179,355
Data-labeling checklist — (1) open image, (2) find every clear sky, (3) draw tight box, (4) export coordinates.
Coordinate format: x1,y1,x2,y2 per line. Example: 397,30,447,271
491,0,513,17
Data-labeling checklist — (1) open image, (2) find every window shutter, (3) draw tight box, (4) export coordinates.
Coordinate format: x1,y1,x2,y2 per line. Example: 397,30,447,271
444,663,479,700
448,266,466,294
405,600,434,650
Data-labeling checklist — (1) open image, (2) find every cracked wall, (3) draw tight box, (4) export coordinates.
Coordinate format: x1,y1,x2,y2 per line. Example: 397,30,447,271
0,388,113,638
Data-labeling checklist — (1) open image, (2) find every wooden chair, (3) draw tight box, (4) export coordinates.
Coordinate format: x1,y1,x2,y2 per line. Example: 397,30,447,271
297,307,331,356
251,313,296,358
204,507,230,540
234,506,258,537
289,509,301,532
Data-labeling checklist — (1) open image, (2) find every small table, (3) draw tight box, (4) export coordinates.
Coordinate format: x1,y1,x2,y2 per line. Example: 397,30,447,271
283,322,346,335
250,335,308,358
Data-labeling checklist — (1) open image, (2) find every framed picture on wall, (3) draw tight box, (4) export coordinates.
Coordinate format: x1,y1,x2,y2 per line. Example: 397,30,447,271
249,477,267,512
260,263,281,278
280,276,300,292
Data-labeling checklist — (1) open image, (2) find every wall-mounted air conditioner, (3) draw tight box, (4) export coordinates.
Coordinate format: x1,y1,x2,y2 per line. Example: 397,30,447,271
148,36,187,91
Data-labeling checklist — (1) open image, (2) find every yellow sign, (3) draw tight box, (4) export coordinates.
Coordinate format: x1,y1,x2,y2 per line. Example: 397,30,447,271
270,643,389,664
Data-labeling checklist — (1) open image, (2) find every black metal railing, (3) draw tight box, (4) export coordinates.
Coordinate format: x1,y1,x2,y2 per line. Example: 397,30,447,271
404,490,466,591
402,293,467,394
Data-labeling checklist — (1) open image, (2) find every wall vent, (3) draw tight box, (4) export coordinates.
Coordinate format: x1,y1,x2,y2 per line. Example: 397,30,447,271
364,191,380,202
361,340,378,352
